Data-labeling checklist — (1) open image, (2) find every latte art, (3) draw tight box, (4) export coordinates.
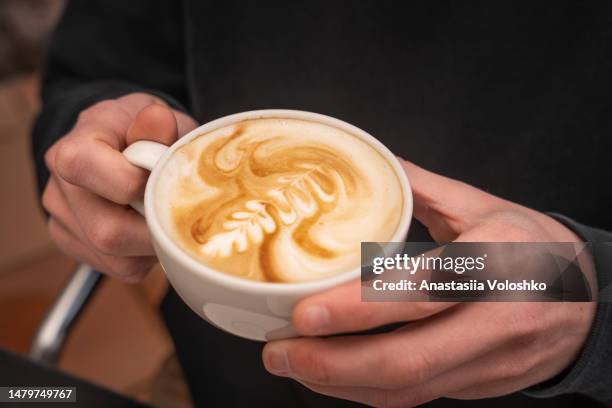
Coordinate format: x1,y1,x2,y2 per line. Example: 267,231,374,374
156,118,402,282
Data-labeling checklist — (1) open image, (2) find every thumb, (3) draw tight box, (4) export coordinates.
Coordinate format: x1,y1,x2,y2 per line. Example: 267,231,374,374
400,159,510,242
126,103,197,146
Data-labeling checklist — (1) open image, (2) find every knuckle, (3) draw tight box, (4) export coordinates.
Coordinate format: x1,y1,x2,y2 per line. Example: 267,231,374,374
493,349,535,381
481,211,539,242
504,225,535,242
75,110,88,124
77,100,132,131
77,102,106,123
79,101,118,121
507,305,549,346
41,186,55,214
44,145,57,172
496,356,531,380
81,127,123,151
87,220,124,254
54,140,83,182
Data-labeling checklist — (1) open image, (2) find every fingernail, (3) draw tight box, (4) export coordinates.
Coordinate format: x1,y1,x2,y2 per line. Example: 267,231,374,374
301,305,330,334
266,347,289,374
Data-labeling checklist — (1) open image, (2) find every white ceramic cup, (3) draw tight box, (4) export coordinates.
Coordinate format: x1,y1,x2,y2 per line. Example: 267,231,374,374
122,109,412,341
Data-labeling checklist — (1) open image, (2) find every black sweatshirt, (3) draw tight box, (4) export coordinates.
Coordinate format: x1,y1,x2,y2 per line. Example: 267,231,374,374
32,1,612,407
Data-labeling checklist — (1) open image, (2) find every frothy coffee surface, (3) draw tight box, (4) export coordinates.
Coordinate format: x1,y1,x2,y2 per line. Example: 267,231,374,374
156,118,402,283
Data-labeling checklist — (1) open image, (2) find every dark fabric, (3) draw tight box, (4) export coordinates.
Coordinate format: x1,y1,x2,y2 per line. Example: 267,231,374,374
0,348,148,408
32,0,612,406
32,0,187,197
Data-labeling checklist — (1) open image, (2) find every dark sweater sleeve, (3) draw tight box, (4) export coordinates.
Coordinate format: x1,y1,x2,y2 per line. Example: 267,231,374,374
32,0,189,196
523,213,612,404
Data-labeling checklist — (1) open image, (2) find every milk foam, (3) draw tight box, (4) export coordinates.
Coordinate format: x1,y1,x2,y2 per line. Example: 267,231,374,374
155,118,403,283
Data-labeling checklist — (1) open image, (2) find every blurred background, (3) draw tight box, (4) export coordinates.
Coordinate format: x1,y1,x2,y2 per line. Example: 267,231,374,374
0,1,190,406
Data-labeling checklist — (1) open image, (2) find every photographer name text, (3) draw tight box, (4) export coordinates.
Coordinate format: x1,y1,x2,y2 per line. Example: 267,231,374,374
370,254,547,292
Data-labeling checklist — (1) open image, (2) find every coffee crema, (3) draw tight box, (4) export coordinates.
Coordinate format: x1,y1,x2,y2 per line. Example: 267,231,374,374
156,118,403,283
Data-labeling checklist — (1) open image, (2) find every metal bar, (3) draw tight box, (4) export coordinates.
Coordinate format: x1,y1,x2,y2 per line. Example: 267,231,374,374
29,264,102,365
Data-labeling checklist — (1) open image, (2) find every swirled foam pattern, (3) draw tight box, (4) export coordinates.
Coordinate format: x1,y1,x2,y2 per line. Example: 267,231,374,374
156,118,402,283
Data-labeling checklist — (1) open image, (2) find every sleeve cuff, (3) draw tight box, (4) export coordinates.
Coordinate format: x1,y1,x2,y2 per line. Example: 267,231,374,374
522,213,612,402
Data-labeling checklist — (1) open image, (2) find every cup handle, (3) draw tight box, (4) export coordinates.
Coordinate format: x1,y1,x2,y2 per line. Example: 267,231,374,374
122,140,169,215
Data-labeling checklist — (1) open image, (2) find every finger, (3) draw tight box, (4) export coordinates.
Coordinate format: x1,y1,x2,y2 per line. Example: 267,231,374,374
399,159,511,241
126,104,182,145
293,278,455,336
55,104,182,204
116,93,198,136
294,345,520,407
42,174,105,251
48,217,154,282
174,110,199,136
115,93,168,116
263,303,517,389
49,218,156,282
42,175,86,237
48,216,107,271
295,380,444,408
54,127,149,204
282,307,559,407
297,342,551,408
45,174,154,258
125,103,197,142
55,177,155,256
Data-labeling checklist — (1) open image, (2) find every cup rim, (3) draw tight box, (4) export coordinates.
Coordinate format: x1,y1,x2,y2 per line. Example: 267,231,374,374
144,109,413,296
